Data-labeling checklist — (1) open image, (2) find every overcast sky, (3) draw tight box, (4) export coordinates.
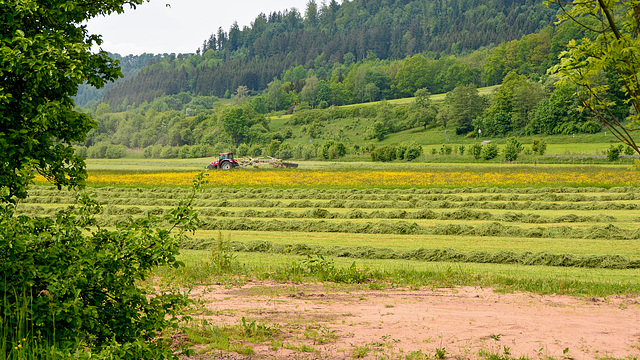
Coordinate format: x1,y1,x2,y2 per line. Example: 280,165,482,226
86,0,316,55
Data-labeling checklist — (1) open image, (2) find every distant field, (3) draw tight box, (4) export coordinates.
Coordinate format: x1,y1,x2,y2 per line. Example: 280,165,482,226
58,162,640,188
25,161,640,296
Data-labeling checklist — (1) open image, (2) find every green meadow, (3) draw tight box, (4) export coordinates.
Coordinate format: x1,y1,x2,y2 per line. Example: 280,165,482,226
22,159,640,297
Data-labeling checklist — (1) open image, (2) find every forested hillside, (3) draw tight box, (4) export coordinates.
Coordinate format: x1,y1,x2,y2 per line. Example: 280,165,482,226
75,53,169,106
73,0,632,164
102,0,556,107
75,12,623,163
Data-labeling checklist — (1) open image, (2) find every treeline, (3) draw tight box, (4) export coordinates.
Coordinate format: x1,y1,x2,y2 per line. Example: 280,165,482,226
101,0,557,106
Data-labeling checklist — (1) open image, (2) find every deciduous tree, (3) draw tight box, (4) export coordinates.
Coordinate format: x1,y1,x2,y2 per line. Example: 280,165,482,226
0,0,148,201
411,88,437,129
1,1,198,359
546,0,640,154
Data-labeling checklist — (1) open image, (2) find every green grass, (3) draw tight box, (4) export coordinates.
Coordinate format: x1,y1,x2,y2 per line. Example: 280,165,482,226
157,251,640,297
25,165,640,298
84,157,211,171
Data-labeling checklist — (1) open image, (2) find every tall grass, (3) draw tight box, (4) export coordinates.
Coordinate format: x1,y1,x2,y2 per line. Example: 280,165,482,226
1,289,57,360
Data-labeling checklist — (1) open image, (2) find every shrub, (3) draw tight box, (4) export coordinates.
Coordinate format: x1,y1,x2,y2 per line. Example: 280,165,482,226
371,145,397,162
327,145,339,159
396,144,408,160
87,143,108,158
105,144,127,159
624,145,635,156
161,146,178,159
302,144,316,160
439,144,452,155
190,144,212,158
267,139,281,157
212,143,231,155
503,137,523,162
606,144,624,161
152,144,163,158
0,174,206,358
531,139,547,155
371,120,386,141
278,143,294,160
74,146,88,158
458,145,465,155
250,145,264,157
481,142,499,160
581,120,601,134
237,143,250,157
178,145,191,158
469,143,482,159
143,146,154,158
364,143,377,153
321,140,347,159
405,145,423,161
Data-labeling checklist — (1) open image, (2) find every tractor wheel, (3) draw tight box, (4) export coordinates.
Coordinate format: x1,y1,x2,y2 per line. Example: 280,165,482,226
221,162,232,170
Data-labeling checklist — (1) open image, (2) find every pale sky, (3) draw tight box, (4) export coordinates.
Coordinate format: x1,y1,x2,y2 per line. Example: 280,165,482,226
86,0,316,55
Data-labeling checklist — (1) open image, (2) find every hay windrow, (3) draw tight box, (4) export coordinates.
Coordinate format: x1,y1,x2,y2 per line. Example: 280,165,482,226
177,239,640,269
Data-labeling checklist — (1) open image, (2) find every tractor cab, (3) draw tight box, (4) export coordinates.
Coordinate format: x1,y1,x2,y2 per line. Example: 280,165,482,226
219,152,234,161
207,152,239,170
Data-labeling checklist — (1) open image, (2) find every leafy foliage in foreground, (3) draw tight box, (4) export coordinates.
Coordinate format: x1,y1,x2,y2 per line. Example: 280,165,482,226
0,173,207,359
546,0,640,155
0,0,152,201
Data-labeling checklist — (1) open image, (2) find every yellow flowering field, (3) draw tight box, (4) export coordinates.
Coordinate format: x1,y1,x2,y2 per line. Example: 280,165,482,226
34,167,639,188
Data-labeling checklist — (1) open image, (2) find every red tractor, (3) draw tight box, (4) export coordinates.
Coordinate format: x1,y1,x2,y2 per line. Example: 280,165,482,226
207,152,239,170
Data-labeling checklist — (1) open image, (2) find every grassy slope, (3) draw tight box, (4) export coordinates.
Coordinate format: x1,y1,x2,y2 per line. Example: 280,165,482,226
265,85,626,160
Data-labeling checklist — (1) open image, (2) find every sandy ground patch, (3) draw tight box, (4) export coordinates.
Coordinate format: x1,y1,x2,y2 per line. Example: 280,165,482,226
183,280,640,360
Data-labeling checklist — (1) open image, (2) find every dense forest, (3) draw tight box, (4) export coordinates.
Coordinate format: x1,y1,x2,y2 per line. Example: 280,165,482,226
101,0,557,107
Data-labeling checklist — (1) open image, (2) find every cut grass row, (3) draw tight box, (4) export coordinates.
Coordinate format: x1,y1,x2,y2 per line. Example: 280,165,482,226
187,230,640,258
23,195,640,211
15,200,640,240
17,203,633,224
27,184,640,200
18,184,640,252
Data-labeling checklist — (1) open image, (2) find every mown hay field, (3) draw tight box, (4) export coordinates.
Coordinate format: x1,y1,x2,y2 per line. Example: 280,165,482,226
37,163,640,188
27,164,640,295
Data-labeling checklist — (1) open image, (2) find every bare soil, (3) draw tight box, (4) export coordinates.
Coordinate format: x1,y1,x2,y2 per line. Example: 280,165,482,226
184,280,640,360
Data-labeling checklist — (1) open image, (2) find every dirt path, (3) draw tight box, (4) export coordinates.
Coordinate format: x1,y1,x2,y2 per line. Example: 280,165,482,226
184,281,640,359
